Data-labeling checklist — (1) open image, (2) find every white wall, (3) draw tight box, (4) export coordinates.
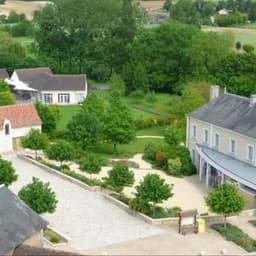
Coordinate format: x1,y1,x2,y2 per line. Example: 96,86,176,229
41,90,87,105
0,122,41,153
10,71,19,82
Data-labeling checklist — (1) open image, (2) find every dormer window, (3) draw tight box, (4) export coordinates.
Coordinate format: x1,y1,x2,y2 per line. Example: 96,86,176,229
5,124,10,135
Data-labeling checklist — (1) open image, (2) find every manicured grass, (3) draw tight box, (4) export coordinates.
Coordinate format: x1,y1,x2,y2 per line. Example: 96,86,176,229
57,105,81,130
136,126,165,136
93,137,165,158
212,223,256,252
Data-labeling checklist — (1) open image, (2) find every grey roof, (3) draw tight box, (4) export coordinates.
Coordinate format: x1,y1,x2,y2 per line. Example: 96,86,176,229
188,93,256,139
15,67,52,82
29,73,86,91
0,68,9,79
200,146,256,190
0,186,48,255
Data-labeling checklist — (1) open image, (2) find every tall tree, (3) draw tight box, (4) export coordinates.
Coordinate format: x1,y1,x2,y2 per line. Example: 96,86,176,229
103,90,135,154
205,183,246,228
0,80,15,106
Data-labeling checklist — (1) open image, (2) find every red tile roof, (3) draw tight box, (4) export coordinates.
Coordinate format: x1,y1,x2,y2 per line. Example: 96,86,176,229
0,103,41,130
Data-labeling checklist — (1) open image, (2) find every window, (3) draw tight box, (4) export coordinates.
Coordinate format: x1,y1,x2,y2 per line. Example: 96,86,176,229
229,139,236,155
44,93,53,104
192,150,196,164
58,93,70,104
214,133,220,148
192,125,197,139
5,124,10,135
247,145,254,162
203,129,209,144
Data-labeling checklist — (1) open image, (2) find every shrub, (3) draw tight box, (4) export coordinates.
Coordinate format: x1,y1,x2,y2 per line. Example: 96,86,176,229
50,235,60,243
145,91,157,104
167,158,182,176
144,143,160,162
155,151,167,169
153,206,182,218
243,44,255,53
129,89,145,100
105,164,135,192
80,153,102,177
129,198,151,215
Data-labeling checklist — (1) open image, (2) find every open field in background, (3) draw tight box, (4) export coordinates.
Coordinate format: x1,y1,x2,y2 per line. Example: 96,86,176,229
203,26,256,48
0,0,47,19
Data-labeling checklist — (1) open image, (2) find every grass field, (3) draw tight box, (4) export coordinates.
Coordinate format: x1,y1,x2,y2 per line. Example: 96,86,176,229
57,105,81,130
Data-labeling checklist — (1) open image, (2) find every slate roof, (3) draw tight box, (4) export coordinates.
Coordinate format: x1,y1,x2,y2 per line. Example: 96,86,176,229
14,67,52,82
29,73,86,91
0,103,41,130
0,68,9,79
0,186,48,255
188,93,256,139
13,244,83,256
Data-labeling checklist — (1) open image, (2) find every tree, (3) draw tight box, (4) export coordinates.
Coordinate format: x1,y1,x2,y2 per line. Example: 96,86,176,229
18,177,57,214
21,129,48,159
135,173,173,217
35,102,56,133
67,111,101,150
164,124,183,146
0,0,6,5
0,157,18,186
103,90,135,154
163,0,173,11
205,183,246,228
105,164,134,192
80,153,102,178
0,80,15,106
45,141,75,169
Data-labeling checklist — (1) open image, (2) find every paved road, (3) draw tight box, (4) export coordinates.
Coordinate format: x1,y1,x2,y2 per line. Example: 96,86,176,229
5,155,164,251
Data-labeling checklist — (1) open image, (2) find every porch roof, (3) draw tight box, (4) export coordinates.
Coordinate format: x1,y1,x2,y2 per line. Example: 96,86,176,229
196,145,256,190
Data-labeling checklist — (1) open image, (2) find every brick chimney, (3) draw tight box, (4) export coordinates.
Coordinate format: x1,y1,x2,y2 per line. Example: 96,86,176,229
210,85,219,101
250,95,256,107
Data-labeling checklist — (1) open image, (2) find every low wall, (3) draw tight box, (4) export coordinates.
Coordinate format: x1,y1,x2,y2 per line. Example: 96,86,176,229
18,154,256,226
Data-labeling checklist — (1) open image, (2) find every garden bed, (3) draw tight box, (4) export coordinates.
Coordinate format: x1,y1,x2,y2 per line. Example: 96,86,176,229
44,227,68,246
248,220,256,227
211,223,256,252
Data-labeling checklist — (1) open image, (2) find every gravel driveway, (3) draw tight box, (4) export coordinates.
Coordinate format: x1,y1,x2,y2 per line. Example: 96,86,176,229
5,154,164,251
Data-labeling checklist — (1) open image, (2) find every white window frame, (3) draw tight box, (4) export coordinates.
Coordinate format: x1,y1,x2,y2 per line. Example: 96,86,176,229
214,133,220,149
246,144,254,162
43,93,53,104
58,93,70,104
203,129,209,144
192,125,197,139
229,138,236,155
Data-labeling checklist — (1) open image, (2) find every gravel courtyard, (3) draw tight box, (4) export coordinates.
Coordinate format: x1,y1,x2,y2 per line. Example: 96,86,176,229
5,154,164,252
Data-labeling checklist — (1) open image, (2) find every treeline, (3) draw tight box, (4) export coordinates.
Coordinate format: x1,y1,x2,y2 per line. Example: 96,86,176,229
0,0,256,97
164,0,256,26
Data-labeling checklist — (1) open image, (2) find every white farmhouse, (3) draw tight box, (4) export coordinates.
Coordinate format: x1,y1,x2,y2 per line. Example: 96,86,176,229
0,103,41,153
6,67,88,105
186,86,256,206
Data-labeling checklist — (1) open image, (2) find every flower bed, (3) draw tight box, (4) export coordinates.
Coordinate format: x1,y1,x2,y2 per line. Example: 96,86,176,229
44,227,68,246
211,223,256,252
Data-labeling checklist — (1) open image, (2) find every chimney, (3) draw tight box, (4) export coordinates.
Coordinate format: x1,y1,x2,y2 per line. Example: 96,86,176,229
210,85,219,101
250,95,256,107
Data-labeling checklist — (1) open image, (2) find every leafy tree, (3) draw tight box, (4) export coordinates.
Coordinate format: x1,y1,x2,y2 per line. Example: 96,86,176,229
67,111,101,150
0,0,6,5
48,105,61,123
80,153,102,178
81,92,105,122
45,141,75,169
205,183,246,228
110,74,126,96
0,157,18,186
163,0,173,11
18,177,57,214
170,0,201,26
21,129,48,159
103,90,135,154
105,164,134,192
243,44,254,53
164,124,183,146
35,102,56,133
135,173,173,217
0,80,15,106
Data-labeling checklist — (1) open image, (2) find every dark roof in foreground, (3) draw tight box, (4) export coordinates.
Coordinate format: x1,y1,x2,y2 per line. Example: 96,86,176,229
0,186,48,255
14,67,52,82
29,73,86,91
188,93,256,139
13,244,83,256
0,68,9,79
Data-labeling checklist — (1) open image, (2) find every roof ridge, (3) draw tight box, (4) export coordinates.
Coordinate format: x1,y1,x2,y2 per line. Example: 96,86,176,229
225,92,249,101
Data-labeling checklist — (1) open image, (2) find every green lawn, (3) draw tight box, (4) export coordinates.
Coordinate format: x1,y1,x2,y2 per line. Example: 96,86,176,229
136,126,165,136
57,105,81,130
93,137,165,158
